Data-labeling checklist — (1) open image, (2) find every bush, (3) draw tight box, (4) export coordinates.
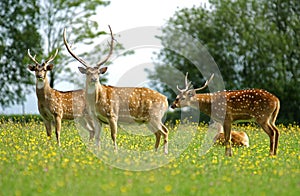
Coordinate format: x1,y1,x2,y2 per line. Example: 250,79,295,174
0,114,42,123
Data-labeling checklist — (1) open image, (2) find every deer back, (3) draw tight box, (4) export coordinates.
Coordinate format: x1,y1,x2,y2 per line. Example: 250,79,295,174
93,85,168,123
195,89,279,122
224,89,279,121
37,87,86,120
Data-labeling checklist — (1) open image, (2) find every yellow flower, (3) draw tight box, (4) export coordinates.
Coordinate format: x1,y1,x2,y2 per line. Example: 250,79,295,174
144,187,152,194
164,184,172,193
120,186,127,193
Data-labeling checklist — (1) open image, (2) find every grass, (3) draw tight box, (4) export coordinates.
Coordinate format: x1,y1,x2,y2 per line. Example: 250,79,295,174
0,117,299,196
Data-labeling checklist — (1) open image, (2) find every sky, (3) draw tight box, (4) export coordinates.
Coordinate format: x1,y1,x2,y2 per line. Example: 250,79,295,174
4,0,207,114
96,0,204,31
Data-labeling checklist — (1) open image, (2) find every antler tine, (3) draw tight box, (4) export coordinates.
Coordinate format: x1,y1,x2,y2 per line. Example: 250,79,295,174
194,73,214,92
176,72,192,92
185,72,193,90
95,25,114,68
177,85,184,93
45,49,58,64
63,28,89,67
184,72,189,87
27,49,39,64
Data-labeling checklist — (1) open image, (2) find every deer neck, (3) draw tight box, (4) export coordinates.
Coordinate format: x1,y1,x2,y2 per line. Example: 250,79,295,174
194,93,212,115
86,81,103,103
36,77,52,98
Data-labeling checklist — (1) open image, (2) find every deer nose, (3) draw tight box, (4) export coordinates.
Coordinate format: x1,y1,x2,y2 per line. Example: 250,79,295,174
91,77,98,83
170,103,176,109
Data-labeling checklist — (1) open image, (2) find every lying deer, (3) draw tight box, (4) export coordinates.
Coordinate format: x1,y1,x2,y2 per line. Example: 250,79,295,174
63,26,169,154
27,49,94,146
171,73,280,156
212,122,249,147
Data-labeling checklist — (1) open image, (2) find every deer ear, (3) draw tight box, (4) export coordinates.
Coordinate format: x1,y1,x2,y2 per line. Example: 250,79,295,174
27,64,35,71
99,67,108,74
46,64,54,70
78,67,87,74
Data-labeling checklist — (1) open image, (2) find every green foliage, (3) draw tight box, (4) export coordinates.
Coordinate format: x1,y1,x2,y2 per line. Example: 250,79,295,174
0,0,111,109
0,120,299,195
34,0,110,88
0,114,42,123
165,110,210,125
0,0,42,108
149,0,300,123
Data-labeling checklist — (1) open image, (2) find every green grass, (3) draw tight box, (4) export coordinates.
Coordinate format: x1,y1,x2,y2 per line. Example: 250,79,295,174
0,118,299,196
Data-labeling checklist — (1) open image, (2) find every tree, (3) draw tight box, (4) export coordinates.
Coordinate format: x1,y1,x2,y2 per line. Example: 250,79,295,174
149,0,300,123
0,0,42,108
0,0,111,110
36,0,110,88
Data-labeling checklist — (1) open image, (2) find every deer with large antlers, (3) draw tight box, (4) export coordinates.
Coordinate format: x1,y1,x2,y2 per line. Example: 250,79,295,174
63,26,169,154
27,49,94,146
171,73,280,156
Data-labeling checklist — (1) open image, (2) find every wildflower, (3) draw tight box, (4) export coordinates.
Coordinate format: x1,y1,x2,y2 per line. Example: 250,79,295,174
164,184,172,193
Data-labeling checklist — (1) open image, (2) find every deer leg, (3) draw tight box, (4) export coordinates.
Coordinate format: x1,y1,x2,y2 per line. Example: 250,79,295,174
270,108,280,155
161,123,169,154
44,120,52,138
148,121,168,154
108,117,118,151
154,132,161,152
270,123,280,155
77,116,95,141
147,123,161,152
223,122,232,156
93,118,102,148
54,116,62,146
85,116,95,141
258,119,275,155
88,126,95,141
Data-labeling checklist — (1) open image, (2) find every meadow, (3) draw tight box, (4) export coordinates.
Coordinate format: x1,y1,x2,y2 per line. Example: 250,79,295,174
0,117,299,196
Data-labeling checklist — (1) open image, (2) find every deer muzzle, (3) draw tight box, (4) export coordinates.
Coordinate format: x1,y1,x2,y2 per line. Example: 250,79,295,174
90,77,98,83
170,102,178,109
36,74,44,80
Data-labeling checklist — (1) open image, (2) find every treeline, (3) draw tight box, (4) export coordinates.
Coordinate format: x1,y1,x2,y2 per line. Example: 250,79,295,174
0,114,42,123
1,113,294,126
148,0,300,123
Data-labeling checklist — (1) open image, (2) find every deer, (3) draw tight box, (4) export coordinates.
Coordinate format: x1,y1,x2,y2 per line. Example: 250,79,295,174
63,26,169,154
171,73,280,156
212,122,249,147
27,49,95,146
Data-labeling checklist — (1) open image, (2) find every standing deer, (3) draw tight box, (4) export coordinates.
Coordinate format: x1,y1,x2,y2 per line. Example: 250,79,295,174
27,49,94,146
63,26,169,154
171,73,280,156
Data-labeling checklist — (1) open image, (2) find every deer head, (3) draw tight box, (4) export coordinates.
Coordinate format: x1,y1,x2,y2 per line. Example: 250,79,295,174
63,25,114,90
27,49,58,85
171,73,214,109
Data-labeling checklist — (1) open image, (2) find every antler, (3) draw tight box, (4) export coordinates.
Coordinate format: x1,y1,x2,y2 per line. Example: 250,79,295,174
63,28,90,67
95,25,114,68
27,49,39,64
194,73,214,92
177,72,192,92
45,49,58,64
